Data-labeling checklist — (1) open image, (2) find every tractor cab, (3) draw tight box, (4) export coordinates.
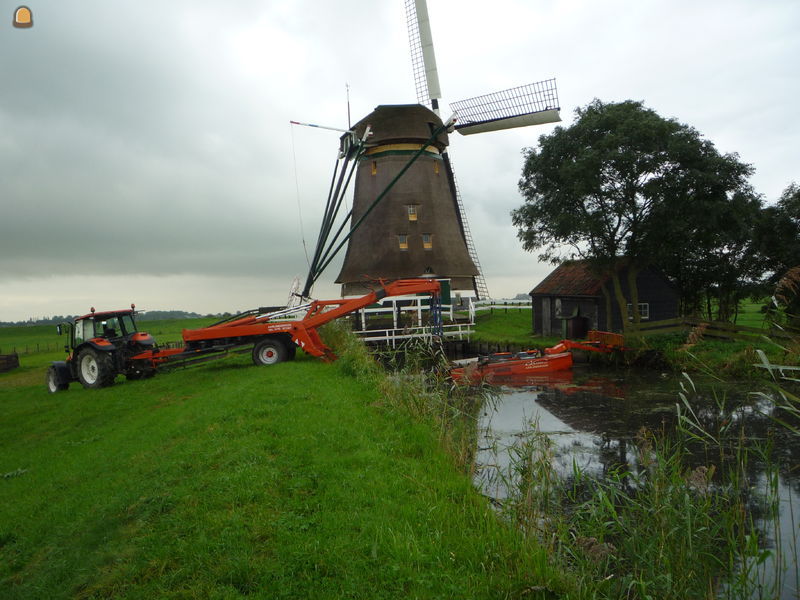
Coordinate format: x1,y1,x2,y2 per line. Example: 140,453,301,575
71,310,137,346
60,306,156,353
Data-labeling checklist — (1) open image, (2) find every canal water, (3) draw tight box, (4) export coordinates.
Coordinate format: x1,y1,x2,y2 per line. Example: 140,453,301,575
475,367,799,599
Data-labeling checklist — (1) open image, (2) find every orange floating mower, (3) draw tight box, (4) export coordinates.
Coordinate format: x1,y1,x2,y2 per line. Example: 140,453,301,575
449,331,625,384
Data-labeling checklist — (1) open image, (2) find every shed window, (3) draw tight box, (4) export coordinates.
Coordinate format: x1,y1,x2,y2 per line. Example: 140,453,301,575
398,234,408,250
422,233,433,250
627,303,650,320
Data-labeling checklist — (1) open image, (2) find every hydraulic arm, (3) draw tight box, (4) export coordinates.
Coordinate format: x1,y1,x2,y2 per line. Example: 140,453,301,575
133,278,442,367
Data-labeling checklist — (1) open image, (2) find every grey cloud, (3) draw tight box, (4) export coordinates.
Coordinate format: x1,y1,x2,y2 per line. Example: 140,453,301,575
0,0,798,320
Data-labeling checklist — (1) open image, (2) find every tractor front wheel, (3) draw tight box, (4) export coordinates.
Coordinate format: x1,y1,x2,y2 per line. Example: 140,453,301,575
252,338,287,366
77,349,116,389
46,365,69,393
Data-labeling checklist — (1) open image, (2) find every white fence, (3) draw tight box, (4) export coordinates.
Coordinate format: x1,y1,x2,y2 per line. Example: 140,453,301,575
350,294,474,345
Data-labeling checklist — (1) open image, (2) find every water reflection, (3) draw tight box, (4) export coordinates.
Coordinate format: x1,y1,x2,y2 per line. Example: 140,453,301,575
476,368,800,599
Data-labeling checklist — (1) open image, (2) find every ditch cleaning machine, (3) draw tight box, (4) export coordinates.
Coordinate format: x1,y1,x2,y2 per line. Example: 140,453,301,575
46,278,442,393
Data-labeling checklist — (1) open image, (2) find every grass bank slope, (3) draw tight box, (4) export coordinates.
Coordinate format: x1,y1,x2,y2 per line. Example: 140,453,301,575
0,353,559,599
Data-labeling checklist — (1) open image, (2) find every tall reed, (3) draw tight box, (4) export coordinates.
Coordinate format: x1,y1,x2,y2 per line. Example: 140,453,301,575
488,377,792,599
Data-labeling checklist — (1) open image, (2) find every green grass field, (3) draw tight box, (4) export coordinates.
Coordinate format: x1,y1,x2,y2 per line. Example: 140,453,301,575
469,309,563,348
0,329,563,599
1,303,795,597
0,317,221,357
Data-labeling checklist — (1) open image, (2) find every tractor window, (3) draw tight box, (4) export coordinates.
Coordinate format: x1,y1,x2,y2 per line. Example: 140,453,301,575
73,319,94,346
73,320,87,345
120,314,137,335
100,317,120,338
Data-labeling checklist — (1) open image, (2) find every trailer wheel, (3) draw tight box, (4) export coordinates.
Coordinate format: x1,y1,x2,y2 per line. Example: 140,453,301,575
46,365,69,393
77,349,116,389
252,339,287,366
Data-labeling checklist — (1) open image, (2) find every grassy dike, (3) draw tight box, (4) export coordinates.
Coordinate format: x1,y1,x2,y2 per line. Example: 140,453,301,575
0,328,565,599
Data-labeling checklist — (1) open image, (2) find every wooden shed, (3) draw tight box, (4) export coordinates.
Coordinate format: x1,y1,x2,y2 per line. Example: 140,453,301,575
529,260,678,336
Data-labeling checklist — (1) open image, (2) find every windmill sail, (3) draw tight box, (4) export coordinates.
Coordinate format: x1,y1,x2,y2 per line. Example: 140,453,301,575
405,0,441,109
450,79,561,135
404,0,489,298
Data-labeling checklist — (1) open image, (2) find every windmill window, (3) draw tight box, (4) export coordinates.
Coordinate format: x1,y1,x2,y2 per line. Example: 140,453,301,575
398,234,408,250
422,233,433,250
433,161,440,174
371,161,377,175
407,205,418,221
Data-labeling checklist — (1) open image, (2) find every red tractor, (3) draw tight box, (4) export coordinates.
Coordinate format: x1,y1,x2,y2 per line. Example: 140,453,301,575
47,305,158,392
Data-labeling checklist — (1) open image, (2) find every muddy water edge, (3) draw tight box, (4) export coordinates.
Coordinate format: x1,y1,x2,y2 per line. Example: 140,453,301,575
475,367,800,599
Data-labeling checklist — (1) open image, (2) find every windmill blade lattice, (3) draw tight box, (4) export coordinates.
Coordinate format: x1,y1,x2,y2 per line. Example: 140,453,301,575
445,154,490,300
405,0,441,109
450,79,561,135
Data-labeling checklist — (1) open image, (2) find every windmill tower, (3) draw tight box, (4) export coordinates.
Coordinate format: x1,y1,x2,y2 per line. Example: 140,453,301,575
335,0,560,298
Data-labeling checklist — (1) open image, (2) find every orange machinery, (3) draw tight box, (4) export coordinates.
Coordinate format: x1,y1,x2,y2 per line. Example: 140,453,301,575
136,278,442,368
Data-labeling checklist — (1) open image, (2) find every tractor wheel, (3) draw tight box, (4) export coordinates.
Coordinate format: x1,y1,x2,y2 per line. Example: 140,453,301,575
46,365,69,393
252,338,287,366
76,349,116,389
286,343,297,361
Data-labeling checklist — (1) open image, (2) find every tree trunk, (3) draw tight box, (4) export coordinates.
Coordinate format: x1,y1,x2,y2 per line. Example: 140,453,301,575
610,270,630,333
600,281,613,331
627,265,641,325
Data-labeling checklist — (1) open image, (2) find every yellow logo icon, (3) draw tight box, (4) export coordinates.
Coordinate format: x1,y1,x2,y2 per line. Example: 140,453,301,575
13,6,33,28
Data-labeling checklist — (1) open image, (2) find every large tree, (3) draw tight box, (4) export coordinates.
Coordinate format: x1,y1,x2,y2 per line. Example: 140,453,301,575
512,99,757,326
754,182,800,323
755,183,800,280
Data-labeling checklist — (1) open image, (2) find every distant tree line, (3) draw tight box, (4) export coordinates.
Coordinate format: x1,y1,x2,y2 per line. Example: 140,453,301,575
0,310,221,328
513,99,799,326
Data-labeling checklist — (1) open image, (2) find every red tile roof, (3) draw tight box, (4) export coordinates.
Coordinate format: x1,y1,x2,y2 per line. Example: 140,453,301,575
530,260,608,296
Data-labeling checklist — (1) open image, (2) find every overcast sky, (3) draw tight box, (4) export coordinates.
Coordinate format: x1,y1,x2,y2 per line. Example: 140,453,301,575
0,0,797,321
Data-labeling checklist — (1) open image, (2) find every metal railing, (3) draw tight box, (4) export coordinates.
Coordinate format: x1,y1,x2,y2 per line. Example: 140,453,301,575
356,322,474,347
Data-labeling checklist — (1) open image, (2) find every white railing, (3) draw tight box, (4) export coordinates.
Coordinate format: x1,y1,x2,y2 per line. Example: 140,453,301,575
344,291,475,346
356,322,474,347
473,300,531,313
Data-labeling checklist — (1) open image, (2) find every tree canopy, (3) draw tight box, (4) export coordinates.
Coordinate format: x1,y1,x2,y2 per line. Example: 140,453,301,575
512,99,762,322
755,183,800,323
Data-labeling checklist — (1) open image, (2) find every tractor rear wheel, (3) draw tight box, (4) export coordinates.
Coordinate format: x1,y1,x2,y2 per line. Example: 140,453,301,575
76,348,116,389
46,365,69,393
252,338,287,366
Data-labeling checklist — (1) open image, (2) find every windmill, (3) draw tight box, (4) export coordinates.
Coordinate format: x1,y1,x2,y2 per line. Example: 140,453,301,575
330,1,560,300
295,1,559,303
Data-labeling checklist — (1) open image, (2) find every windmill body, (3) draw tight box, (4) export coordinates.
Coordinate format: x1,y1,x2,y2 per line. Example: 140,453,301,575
335,104,478,296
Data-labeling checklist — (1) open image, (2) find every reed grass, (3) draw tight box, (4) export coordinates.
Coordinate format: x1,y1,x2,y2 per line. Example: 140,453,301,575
484,373,796,599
